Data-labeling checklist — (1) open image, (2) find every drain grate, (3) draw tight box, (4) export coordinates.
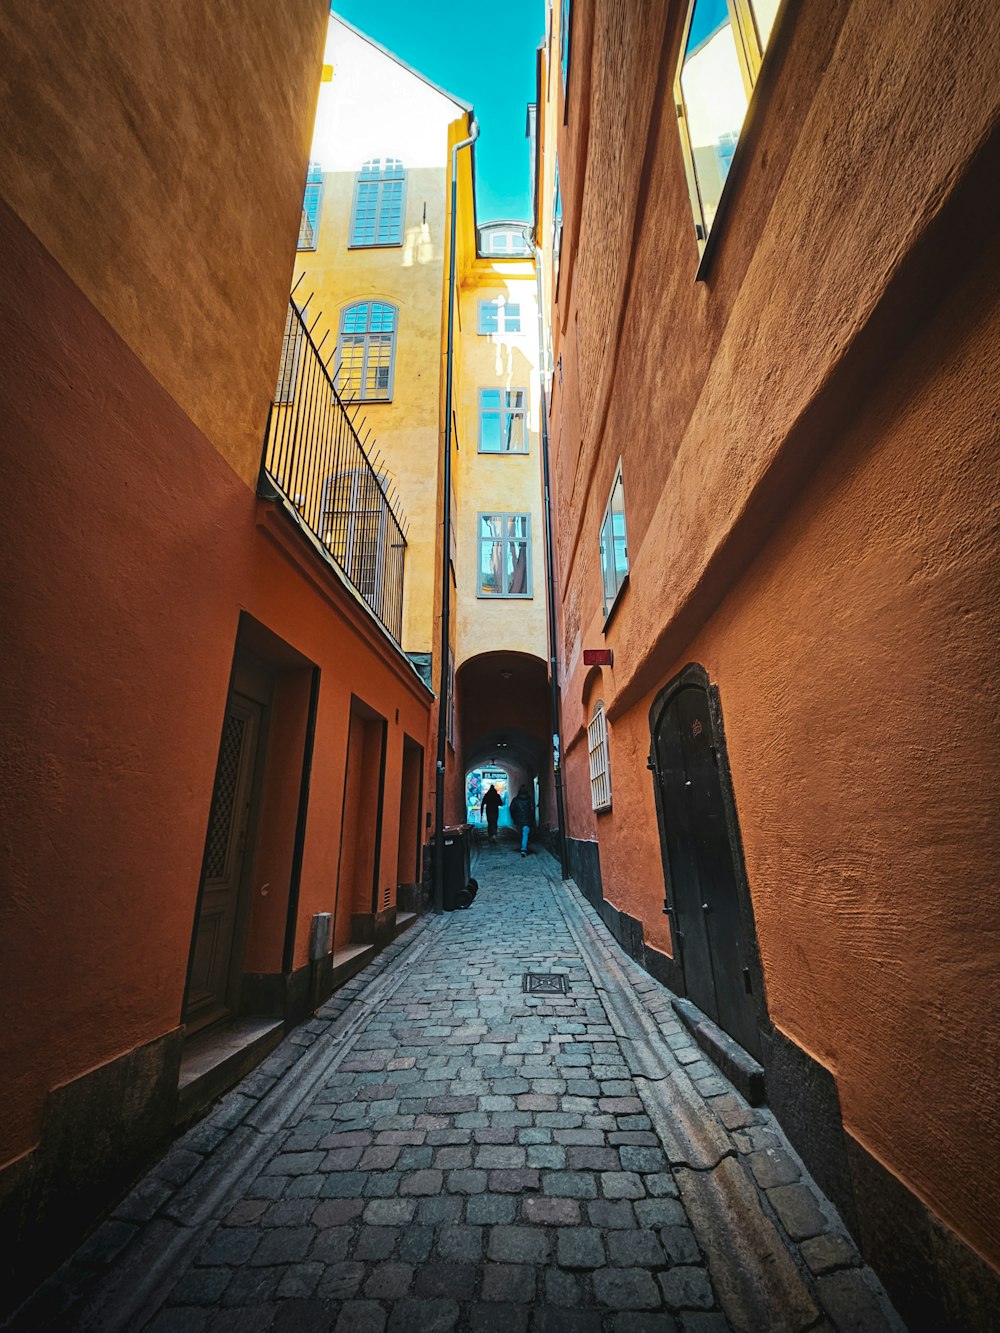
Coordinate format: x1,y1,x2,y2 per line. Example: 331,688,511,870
522,972,570,995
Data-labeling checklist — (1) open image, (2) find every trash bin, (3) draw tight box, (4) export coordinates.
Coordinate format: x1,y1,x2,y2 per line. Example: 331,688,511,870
440,823,473,911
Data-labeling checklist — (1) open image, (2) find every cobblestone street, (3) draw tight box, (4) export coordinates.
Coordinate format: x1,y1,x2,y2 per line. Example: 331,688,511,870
20,843,903,1332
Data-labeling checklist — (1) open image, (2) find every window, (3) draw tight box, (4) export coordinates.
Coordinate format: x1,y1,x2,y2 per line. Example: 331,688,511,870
297,162,323,250
334,302,397,402
349,157,407,247
675,0,779,252
479,388,528,454
274,301,308,404
478,297,521,336
552,156,563,288
560,0,573,96
478,513,531,597
321,468,389,601
588,701,611,812
480,227,531,257
599,464,628,618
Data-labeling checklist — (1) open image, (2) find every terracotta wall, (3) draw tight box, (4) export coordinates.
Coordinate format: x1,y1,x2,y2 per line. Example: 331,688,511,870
0,197,431,1172
546,0,1000,1276
0,0,328,488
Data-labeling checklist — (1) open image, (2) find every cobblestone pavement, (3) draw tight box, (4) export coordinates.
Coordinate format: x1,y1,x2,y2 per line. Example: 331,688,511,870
14,839,904,1332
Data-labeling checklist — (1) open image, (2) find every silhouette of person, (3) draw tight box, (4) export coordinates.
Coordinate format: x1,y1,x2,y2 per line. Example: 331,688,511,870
480,784,502,841
510,784,534,857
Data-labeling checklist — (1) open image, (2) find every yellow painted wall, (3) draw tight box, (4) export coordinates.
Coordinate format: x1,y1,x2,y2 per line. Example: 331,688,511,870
454,265,548,667
293,17,467,655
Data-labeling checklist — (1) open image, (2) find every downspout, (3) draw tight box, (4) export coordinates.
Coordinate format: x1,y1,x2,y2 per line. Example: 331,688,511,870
434,117,479,915
529,235,569,879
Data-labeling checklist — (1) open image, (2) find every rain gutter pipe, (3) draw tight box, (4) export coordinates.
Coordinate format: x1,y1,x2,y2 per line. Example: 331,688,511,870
529,233,569,879
434,117,479,916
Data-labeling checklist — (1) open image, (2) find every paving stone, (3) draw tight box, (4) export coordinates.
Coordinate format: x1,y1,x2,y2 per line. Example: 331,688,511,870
816,1268,896,1330
542,1170,598,1198
566,1145,619,1170
619,1146,667,1173
309,1226,352,1263
363,1197,416,1225
352,1225,399,1261
601,1171,646,1199
168,1267,231,1306
607,1230,668,1268
522,1195,581,1225
362,1262,414,1299
800,1232,859,1275
399,1168,444,1195
398,1224,434,1263
467,1193,519,1225
481,1263,538,1303
747,1147,801,1190
613,1316,680,1333
527,1144,566,1169
659,1266,715,1311
767,1183,828,1241
487,1224,551,1264
545,1268,585,1306
334,1300,388,1333
658,1226,702,1265
316,1261,366,1301
250,1227,313,1265
313,1198,365,1227
556,1227,606,1270
489,1168,541,1193
592,1267,663,1310
587,1199,637,1229
417,1195,464,1224
387,1298,460,1331
276,1262,324,1299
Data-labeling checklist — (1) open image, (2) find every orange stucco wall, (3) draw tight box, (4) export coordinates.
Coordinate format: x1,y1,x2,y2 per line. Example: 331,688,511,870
545,0,1000,1272
0,197,432,1168
0,0,328,488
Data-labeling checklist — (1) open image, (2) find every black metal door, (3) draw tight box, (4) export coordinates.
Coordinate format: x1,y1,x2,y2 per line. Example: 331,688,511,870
654,682,761,1058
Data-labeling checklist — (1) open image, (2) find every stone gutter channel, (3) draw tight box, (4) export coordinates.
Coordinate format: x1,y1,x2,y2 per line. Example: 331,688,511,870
10,853,904,1332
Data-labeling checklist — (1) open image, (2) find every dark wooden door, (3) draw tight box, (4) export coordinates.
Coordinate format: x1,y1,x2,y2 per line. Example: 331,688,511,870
654,683,760,1058
185,692,261,1033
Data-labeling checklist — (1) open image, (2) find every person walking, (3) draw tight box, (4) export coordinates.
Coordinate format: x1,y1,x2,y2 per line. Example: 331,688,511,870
480,783,502,841
510,784,534,857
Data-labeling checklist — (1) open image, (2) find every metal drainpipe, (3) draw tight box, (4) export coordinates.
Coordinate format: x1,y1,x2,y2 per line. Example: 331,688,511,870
529,235,569,879
433,118,479,915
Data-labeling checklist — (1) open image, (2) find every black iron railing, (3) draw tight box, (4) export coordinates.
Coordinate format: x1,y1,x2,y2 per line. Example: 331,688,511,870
261,295,407,643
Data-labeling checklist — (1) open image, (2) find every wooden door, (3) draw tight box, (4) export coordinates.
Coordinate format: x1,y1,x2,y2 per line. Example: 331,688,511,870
653,681,761,1058
185,692,261,1033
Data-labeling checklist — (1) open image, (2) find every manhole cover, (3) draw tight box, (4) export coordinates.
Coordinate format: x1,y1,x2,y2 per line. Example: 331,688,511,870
522,973,570,994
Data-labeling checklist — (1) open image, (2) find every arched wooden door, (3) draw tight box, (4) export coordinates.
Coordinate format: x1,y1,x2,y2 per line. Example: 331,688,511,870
651,668,762,1058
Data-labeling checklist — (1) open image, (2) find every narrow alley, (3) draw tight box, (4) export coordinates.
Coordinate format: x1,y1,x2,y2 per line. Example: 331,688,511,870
19,841,899,1332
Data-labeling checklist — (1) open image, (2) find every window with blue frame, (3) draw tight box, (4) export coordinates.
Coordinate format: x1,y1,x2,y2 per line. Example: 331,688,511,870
479,388,528,454
553,156,563,288
298,163,323,250
334,302,397,402
350,158,407,248
599,463,629,618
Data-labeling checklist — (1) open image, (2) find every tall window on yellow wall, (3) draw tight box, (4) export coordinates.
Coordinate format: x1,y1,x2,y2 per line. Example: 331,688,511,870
297,163,323,250
334,302,397,402
675,0,780,254
350,158,407,247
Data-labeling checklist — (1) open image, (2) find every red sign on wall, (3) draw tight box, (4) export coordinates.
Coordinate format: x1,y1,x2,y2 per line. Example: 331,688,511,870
583,649,613,667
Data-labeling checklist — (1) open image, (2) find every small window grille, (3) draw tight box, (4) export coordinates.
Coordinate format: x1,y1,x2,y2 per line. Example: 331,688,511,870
588,701,611,812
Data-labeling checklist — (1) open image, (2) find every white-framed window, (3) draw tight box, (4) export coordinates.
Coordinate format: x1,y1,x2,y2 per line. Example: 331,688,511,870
588,700,611,812
321,467,389,602
480,227,531,257
298,162,323,250
599,463,629,618
478,297,521,336
552,156,563,288
479,388,528,454
334,301,397,402
349,157,407,248
560,0,573,96
675,0,780,252
274,300,308,403
478,513,532,598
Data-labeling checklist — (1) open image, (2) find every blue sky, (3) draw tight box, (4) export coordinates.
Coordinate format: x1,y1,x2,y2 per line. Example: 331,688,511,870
331,1,545,221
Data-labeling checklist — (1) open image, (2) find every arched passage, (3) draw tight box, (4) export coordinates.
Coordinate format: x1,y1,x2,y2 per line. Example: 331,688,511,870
452,651,554,833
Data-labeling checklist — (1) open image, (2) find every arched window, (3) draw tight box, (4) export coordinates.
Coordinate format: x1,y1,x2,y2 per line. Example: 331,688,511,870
335,301,397,402
349,157,407,248
588,700,612,812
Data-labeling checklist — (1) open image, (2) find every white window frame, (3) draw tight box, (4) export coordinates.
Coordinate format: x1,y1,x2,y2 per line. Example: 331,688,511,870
478,388,529,454
477,297,522,336
588,700,611,812
477,512,533,599
349,157,407,248
674,0,778,256
599,461,629,620
334,301,398,403
298,162,323,250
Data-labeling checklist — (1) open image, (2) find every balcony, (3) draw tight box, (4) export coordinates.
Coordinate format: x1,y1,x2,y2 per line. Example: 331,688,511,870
260,297,407,643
